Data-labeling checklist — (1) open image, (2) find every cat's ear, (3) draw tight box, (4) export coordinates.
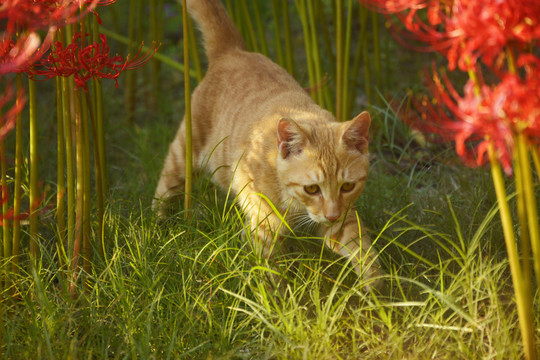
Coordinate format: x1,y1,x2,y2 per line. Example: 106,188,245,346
341,111,371,153
277,117,306,159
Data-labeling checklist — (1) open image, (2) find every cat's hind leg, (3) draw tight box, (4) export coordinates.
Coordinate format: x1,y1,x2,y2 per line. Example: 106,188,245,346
153,123,189,218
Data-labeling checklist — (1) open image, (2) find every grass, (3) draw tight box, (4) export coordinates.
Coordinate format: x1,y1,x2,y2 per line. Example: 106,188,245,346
2,1,538,359
2,103,534,358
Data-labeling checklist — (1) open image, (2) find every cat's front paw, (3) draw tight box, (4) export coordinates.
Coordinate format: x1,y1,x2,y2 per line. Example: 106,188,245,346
324,220,383,291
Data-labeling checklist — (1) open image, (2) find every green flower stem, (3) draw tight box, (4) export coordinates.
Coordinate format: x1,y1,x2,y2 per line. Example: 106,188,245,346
372,11,382,99
349,5,369,116
341,0,353,120
271,0,285,68
92,15,106,257
28,78,39,260
149,0,160,111
531,146,540,178
90,81,105,258
253,0,269,57
361,21,372,105
295,0,316,101
240,0,259,53
81,92,91,276
489,143,536,360
318,0,335,80
63,76,75,262
336,0,343,121
516,133,540,291
282,0,295,76
1,104,10,266
307,0,332,111
225,0,234,21
182,0,193,216
56,75,66,267
12,74,23,272
72,88,84,278
383,20,391,92
99,27,198,79
513,137,531,293
513,139,534,360
187,16,203,83
125,0,139,122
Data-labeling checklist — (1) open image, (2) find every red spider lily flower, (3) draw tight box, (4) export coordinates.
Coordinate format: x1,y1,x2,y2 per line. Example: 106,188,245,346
0,80,25,141
0,0,99,34
445,0,540,71
0,30,54,74
408,58,540,176
33,32,158,92
359,0,540,71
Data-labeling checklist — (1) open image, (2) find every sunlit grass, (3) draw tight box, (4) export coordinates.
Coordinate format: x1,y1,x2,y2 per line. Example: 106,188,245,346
1,110,532,357
1,1,537,358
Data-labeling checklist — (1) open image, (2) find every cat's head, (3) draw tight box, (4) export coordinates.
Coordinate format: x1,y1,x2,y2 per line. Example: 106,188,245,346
276,111,370,226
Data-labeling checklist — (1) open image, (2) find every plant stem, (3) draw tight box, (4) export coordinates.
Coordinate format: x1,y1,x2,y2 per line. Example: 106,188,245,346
12,74,23,273
125,0,139,122
282,0,295,76
28,78,39,261
295,0,316,101
349,5,369,115
513,135,533,317
253,0,269,57
72,87,84,285
239,0,259,53
149,0,160,111
56,75,66,268
271,0,285,68
81,92,91,276
187,16,203,83
516,133,540,291
1,107,10,267
63,76,75,264
92,15,106,258
372,11,382,100
182,0,193,216
488,143,536,360
99,27,198,79
336,0,343,122
341,0,353,120
307,0,331,110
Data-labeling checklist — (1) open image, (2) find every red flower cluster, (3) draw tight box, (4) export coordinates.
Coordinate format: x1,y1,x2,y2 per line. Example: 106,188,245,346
411,58,540,176
0,32,48,75
0,0,100,72
34,33,158,92
2,0,80,34
360,0,540,175
359,0,540,71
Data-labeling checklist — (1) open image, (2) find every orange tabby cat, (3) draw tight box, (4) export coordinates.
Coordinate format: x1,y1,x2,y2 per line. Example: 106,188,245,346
154,0,382,287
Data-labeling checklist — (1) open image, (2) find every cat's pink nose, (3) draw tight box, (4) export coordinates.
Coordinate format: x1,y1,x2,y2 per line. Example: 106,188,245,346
325,213,340,222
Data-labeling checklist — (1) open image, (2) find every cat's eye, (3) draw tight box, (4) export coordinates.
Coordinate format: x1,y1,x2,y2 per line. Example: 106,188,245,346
341,182,355,193
304,184,320,195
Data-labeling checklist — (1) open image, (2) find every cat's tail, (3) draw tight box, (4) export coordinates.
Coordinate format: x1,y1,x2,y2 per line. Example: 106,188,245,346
186,0,246,62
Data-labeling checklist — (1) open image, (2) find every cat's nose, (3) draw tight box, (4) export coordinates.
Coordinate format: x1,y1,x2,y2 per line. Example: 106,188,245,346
325,213,340,223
